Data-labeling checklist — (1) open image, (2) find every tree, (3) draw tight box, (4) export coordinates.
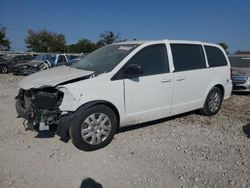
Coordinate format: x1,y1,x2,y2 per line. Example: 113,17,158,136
67,39,98,53
97,31,120,47
217,42,229,54
0,26,11,51
25,29,66,52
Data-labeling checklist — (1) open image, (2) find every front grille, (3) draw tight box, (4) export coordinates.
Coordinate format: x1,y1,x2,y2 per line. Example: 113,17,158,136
232,80,246,84
232,76,247,84
13,66,39,75
233,85,246,90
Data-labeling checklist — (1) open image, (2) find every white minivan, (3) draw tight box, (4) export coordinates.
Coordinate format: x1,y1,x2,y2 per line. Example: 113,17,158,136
16,40,232,151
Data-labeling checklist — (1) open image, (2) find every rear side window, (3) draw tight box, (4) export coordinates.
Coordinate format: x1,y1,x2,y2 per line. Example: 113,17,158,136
205,46,228,67
171,44,206,72
126,44,169,76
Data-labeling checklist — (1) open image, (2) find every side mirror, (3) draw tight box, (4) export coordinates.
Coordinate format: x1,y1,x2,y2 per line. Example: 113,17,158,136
123,64,143,78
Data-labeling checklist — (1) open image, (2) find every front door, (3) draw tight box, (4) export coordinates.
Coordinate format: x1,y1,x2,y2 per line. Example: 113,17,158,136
123,44,173,125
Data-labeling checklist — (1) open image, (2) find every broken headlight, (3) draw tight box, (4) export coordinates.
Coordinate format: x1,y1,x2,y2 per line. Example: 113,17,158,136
33,87,64,109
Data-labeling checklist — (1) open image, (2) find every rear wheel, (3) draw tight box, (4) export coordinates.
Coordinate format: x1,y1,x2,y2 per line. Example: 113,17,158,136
200,87,223,116
0,65,8,73
70,105,118,151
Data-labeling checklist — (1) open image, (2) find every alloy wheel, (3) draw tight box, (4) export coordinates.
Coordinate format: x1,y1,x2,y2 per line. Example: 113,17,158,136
208,92,221,113
81,113,112,145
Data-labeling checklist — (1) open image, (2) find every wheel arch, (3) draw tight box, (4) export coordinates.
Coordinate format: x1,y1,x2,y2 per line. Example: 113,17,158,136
57,100,121,141
203,81,225,101
213,84,225,97
200,84,224,116
38,61,50,69
76,100,120,130
44,60,52,68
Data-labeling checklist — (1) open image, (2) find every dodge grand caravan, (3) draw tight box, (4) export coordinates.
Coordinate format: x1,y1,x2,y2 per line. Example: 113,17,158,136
16,40,232,151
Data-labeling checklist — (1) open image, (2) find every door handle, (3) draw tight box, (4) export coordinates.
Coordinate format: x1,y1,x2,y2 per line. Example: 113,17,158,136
161,78,172,83
176,76,185,81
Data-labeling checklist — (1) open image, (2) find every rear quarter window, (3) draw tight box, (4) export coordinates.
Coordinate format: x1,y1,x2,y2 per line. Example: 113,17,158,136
205,46,228,67
171,44,206,72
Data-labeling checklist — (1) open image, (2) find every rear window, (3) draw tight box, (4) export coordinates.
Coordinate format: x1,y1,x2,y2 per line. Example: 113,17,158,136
205,46,228,67
171,44,206,72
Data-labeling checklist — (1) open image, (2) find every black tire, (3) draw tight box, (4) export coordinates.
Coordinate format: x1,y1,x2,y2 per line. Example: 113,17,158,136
0,65,8,73
200,87,223,116
15,100,30,120
70,105,118,151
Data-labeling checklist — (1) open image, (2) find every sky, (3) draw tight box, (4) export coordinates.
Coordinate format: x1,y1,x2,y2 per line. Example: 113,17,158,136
0,0,249,53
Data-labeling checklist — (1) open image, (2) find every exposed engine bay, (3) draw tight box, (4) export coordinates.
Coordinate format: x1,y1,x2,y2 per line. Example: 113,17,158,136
15,66,95,141
16,87,64,131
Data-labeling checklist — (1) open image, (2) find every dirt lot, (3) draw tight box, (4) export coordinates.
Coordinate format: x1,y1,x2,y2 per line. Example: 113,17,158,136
0,74,249,188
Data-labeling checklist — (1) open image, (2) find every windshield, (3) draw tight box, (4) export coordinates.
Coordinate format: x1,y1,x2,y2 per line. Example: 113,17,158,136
229,57,250,68
72,44,140,74
35,54,56,62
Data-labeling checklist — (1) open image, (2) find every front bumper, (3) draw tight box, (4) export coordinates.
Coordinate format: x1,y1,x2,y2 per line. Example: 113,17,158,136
232,81,250,92
56,112,76,141
16,98,75,141
15,88,73,141
12,66,40,76
232,76,250,92
232,85,250,92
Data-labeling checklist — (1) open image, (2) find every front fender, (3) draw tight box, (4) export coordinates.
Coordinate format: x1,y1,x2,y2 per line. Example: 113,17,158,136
56,100,120,141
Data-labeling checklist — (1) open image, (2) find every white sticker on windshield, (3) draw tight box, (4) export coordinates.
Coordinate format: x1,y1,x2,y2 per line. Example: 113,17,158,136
118,46,133,50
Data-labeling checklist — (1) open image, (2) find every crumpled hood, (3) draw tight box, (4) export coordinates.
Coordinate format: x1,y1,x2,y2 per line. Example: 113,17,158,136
232,67,250,77
18,65,94,90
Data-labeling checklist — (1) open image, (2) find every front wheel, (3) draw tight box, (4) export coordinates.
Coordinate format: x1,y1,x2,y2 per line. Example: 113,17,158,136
200,87,223,116
70,105,118,151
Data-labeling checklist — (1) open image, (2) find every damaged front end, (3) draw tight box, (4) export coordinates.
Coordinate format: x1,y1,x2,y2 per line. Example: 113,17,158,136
15,66,95,141
16,87,64,133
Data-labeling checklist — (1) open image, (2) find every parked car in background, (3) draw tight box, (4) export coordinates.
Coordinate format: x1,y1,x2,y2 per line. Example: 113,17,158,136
229,54,250,92
0,54,34,73
12,53,71,75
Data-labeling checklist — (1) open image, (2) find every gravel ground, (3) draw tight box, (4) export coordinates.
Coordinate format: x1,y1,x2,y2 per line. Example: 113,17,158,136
0,74,249,188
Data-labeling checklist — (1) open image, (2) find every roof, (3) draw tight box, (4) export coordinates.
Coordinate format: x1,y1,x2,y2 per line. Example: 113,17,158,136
116,39,219,47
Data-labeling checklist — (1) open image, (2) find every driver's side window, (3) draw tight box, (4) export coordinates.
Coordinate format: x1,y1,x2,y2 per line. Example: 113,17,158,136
125,44,169,77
